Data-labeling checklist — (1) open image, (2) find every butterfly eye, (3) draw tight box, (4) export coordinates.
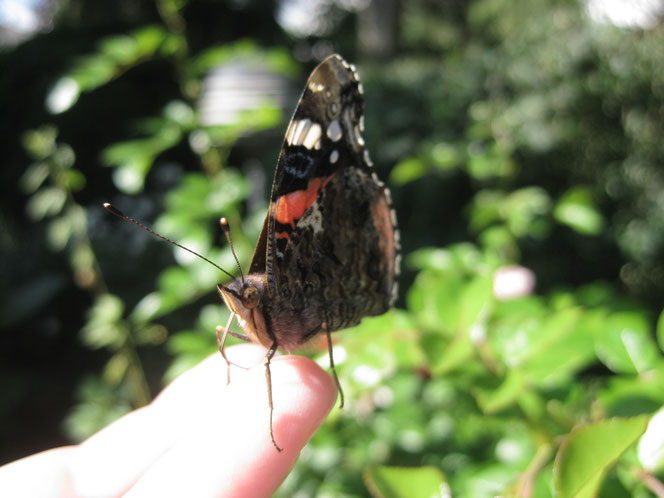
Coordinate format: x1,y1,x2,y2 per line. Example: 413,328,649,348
242,286,260,308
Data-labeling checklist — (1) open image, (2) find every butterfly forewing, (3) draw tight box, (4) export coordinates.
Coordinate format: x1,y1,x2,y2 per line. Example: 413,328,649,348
245,54,399,346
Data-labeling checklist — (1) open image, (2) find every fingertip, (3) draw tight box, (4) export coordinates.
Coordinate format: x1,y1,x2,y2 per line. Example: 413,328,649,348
270,355,338,445
215,355,338,496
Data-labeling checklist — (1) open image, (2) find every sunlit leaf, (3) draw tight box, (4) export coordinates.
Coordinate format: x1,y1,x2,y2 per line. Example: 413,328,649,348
458,275,493,334
430,142,460,170
81,294,127,349
64,377,132,442
554,187,604,235
475,369,526,413
390,157,428,185
47,215,73,250
99,35,139,65
597,365,664,417
657,309,664,352
132,25,168,57
69,54,116,90
64,169,86,191
364,465,448,498
638,407,664,472
103,352,130,384
407,247,455,272
26,186,66,220
20,162,50,194
21,125,57,159
46,77,81,114
553,416,649,498
595,312,659,374
427,329,475,376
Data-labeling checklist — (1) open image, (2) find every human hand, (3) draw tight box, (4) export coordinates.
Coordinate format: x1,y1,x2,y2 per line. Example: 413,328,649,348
0,344,337,497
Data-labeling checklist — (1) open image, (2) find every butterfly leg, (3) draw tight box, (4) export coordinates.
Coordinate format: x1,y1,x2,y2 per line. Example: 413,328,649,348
264,342,283,452
325,324,345,408
215,312,251,384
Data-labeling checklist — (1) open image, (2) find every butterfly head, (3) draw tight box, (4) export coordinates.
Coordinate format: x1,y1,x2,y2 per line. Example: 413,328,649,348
217,274,271,348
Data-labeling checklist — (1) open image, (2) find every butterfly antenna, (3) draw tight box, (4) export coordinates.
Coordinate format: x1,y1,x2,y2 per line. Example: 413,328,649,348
103,203,235,280
219,217,245,283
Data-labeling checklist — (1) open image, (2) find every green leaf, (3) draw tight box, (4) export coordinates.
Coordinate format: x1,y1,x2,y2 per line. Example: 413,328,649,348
638,407,664,472
408,272,464,335
595,312,659,374
518,307,585,382
466,142,515,180
657,309,664,352
553,415,650,498
407,248,455,272
69,54,116,90
189,40,258,76
103,352,130,384
48,215,74,250
363,465,448,498
475,368,526,413
81,294,127,349
102,130,182,193
390,157,428,185
132,25,168,57
430,142,460,170
342,310,422,371
20,162,50,193
64,168,86,191
597,365,664,417
469,190,504,232
26,186,67,220
424,330,474,376
22,125,58,159
64,377,131,442
45,77,81,113
554,187,604,236
457,275,493,334
99,34,139,65
504,187,552,238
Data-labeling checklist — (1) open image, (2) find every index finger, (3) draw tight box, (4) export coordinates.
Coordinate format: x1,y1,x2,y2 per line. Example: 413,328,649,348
70,345,337,497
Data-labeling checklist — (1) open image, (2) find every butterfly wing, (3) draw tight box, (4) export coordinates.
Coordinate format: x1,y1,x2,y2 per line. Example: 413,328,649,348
250,54,399,336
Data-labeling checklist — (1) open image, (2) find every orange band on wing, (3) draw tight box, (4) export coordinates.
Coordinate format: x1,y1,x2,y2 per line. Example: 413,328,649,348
275,174,335,229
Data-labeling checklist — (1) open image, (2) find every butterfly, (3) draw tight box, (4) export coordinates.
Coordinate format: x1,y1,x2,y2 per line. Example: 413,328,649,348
105,54,400,451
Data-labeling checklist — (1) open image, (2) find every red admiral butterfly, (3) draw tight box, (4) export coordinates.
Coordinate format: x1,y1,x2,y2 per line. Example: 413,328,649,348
105,54,400,451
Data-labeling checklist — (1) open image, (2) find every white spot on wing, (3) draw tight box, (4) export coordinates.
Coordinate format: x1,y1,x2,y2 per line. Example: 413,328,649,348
309,81,325,92
363,150,373,166
287,119,322,149
302,122,322,149
330,149,339,164
291,119,307,145
327,120,343,142
285,119,297,144
297,200,323,233
354,125,365,146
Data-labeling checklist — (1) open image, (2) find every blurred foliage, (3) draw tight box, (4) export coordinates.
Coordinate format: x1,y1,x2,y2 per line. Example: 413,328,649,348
2,0,664,495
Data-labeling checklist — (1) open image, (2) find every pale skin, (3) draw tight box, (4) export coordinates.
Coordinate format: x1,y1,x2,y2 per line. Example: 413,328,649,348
0,344,337,498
